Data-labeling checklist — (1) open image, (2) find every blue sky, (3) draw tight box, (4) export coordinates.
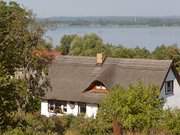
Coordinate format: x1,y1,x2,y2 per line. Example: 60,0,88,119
8,0,180,18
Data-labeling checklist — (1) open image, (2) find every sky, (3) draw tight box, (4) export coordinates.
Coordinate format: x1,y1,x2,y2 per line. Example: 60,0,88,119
8,0,180,18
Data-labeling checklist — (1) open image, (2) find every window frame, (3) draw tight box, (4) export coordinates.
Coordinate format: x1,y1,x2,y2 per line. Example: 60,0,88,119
48,100,67,114
165,80,174,95
48,101,55,113
79,103,86,114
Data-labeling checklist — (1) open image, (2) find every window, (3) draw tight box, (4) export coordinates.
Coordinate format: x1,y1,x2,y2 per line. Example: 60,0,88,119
69,102,75,109
48,102,55,113
62,105,67,113
165,80,174,95
79,103,86,113
48,101,67,114
95,85,106,90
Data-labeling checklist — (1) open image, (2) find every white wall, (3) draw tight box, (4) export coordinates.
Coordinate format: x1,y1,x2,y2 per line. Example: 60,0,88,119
66,102,79,116
41,101,99,118
160,69,180,109
41,101,49,117
41,101,64,117
86,104,98,118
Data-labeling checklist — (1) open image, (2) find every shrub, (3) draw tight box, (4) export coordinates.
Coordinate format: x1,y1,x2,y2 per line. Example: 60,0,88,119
98,83,164,134
161,109,180,135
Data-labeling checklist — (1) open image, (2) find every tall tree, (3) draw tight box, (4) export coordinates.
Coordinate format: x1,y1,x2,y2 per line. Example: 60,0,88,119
152,44,180,70
69,33,108,56
0,1,50,117
56,34,77,55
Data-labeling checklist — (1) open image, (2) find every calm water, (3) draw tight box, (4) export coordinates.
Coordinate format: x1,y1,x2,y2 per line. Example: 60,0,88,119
45,26,180,50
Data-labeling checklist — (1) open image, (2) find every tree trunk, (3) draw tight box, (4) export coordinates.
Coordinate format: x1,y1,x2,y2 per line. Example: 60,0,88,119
112,119,123,135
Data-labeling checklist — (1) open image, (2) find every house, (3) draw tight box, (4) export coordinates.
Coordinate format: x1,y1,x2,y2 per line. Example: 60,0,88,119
41,54,180,118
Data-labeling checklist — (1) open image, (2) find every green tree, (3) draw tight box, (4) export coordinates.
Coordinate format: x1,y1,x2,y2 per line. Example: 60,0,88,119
0,66,17,129
161,109,180,135
69,33,108,56
110,45,135,58
0,1,50,121
152,44,180,60
152,44,180,70
56,34,77,55
69,35,83,55
98,83,164,134
133,47,151,58
82,33,106,56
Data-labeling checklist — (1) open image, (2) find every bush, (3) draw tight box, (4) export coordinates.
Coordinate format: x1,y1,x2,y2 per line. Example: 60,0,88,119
98,83,164,134
1,112,66,135
161,109,180,135
66,114,111,135
2,128,24,135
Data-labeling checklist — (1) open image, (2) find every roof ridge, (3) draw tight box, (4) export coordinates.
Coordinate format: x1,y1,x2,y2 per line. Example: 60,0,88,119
114,65,168,71
56,55,173,62
106,57,172,62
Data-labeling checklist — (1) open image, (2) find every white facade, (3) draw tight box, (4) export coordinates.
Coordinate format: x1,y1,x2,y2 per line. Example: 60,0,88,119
41,101,61,117
41,101,98,118
160,69,180,109
41,101,50,117
86,104,98,118
66,102,79,116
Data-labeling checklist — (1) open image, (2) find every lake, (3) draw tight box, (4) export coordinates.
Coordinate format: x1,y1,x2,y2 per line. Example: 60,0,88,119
45,26,180,50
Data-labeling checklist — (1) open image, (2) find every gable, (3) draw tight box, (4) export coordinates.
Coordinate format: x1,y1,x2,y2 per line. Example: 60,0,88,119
160,62,180,91
160,66,180,109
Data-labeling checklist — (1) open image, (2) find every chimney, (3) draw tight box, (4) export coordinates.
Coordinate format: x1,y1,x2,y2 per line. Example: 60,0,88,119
96,53,105,65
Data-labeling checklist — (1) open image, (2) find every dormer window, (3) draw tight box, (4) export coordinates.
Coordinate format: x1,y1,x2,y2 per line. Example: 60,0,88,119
94,82,106,90
165,80,174,95
95,85,106,90
84,80,108,94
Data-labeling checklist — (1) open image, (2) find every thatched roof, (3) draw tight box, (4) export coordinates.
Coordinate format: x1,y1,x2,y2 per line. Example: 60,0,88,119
44,56,173,104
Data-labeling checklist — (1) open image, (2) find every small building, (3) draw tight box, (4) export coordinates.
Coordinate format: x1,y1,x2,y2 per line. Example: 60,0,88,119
41,54,180,118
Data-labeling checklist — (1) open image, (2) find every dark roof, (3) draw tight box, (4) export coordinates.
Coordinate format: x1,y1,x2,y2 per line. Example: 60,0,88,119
44,56,173,104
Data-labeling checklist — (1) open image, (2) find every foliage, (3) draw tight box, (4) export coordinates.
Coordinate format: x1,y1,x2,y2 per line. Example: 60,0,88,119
66,114,111,135
56,34,76,55
161,109,180,135
0,1,51,130
152,45,180,70
57,33,109,56
98,83,164,132
109,45,151,58
0,65,26,129
2,113,96,135
2,112,64,135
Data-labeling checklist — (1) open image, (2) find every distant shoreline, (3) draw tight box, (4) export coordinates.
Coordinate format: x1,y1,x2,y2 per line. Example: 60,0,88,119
38,16,180,30
45,25,180,32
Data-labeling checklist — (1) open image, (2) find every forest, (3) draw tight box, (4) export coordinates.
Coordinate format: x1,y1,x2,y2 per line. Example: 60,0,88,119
1,1,180,135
